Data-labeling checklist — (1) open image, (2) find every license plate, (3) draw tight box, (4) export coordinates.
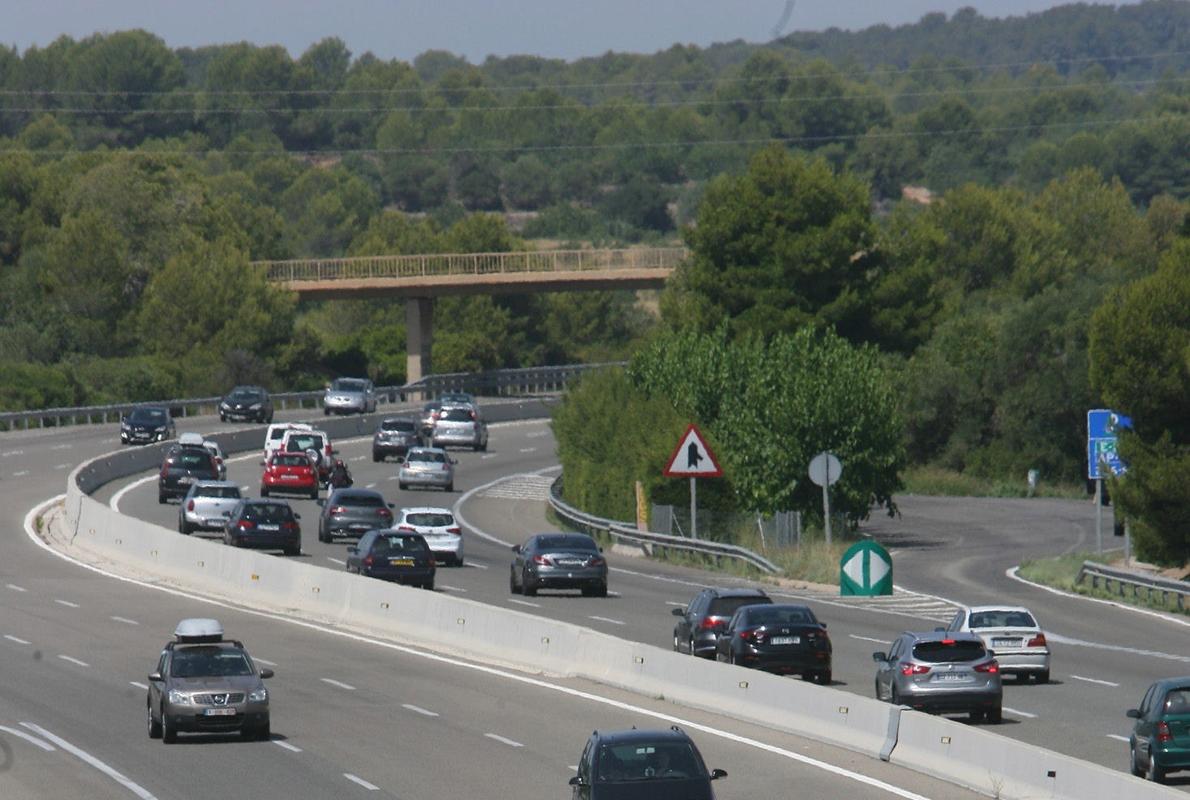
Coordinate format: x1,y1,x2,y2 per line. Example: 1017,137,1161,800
557,560,582,568
203,708,236,716
992,638,1019,648
770,636,799,645
178,476,194,484
390,558,414,566
259,524,279,531
933,673,966,682
281,474,298,480
350,524,370,531
206,518,224,527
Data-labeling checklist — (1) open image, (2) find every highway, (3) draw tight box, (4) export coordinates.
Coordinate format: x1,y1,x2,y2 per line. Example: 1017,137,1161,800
0,410,987,800
101,414,1190,789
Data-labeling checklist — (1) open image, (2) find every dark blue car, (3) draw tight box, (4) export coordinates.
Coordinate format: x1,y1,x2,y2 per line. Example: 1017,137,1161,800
346,530,436,590
569,727,727,800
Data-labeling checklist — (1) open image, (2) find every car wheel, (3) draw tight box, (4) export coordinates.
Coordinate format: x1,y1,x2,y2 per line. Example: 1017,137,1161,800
890,687,901,706
158,492,167,505
323,408,330,416
454,555,463,567
399,482,408,491
480,440,488,452
986,706,1002,724
284,542,301,557
444,483,454,493
309,488,319,500
1147,752,1167,783
147,702,161,739
318,528,330,544
219,414,227,423
596,582,608,598
522,570,537,597
161,709,176,744
372,452,382,463
1035,670,1050,684
424,579,434,591
969,709,985,723
816,670,832,685
257,719,271,741
260,486,269,497
689,637,695,656
874,680,883,701
673,634,680,652
1130,743,1144,777
178,518,190,535
509,567,521,594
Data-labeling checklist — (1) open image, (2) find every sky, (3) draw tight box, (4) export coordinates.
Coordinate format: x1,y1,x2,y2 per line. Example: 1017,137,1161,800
8,1,1146,63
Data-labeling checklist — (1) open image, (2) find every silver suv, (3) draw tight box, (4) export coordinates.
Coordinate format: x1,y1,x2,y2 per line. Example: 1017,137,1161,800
872,631,1002,723
323,377,377,415
432,404,488,451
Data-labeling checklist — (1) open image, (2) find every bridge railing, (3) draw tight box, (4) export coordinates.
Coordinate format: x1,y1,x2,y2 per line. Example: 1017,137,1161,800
257,247,689,283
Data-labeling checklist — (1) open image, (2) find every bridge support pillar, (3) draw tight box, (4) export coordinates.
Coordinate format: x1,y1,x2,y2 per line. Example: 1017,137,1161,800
405,296,433,392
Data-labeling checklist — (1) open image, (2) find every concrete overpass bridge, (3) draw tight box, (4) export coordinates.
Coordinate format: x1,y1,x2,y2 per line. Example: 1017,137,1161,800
257,246,686,383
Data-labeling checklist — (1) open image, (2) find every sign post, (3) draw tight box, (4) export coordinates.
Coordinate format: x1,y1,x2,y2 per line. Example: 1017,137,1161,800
808,452,843,545
1087,409,1131,554
663,425,723,541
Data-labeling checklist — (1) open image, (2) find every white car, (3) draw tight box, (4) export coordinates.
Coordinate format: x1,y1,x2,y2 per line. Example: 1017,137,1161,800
396,507,463,566
178,481,243,534
202,439,227,480
279,427,334,486
944,605,1051,683
263,422,313,462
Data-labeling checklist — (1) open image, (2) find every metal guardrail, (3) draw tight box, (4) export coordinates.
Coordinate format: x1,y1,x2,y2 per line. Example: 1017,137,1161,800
1077,560,1188,611
548,476,780,574
0,363,618,433
257,247,688,283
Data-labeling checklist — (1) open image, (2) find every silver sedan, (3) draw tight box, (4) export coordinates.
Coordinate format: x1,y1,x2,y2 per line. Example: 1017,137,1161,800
397,447,456,492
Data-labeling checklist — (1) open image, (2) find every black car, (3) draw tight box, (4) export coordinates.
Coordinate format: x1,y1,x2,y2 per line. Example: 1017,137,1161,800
510,533,608,597
672,587,772,659
219,386,274,424
223,499,302,556
715,603,832,683
317,488,394,542
121,406,176,446
346,529,436,589
158,445,220,504
569,726,727,800
372,417,421,462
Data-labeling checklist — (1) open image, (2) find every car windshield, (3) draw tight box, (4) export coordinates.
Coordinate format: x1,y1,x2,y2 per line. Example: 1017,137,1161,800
335,493,384,508
440,408,474,422
442,393,472,404
407,451,446,464
273,454,310,467
241,504,293,523
745,606,815,626
1164,689,1190,715
596,742,705,782
375,535,429,554
405,512,454,527
332,379,368,392
168,451,211,470
381,420,415,432
969,610,1037,628
170,646,254,678
128,409,168,425
286,434,324,452
913,640,986,663
708,595,770,616
537,535,596,552
229,389,262,401
196,486,241,499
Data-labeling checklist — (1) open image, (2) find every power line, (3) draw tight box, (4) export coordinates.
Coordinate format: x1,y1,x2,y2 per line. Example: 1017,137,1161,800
0,49,1184,99
0,78,1181,116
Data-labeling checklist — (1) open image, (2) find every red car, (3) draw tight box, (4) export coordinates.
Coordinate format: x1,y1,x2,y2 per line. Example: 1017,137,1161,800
260,452,319,499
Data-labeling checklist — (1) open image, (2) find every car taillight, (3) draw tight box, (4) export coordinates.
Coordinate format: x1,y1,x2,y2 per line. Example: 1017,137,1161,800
588,556,605,567
377,509,392,517
697,617,723,631
470,411,477,420
974,662,999,674
398,525,415,532
901,663,931,676
238,521,256,530
325,445,333,457
739,628,765,644
187,500,195,511
281,521,298,532
362,555,374,567
1027,633,1047,648
441,463,450,471
532,554,552,566
446,526,461,535
329,506,347,515
1157,722,1173,743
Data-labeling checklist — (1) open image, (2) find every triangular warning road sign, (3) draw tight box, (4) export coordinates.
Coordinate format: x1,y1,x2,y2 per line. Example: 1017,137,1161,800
663,424,723,478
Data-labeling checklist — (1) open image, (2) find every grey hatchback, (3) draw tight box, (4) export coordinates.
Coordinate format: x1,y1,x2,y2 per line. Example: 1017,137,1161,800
510,533,608,597
873,631,1002,723
569,726,727,799
316,488,394,542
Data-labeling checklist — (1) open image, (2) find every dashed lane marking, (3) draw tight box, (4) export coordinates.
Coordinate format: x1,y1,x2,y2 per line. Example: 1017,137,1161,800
0,725,55,752
1070,674,1120,687
4,635,30,645
54,599,79,608
321,678,356,691
1106,734,1131,743
6,584,26,592
254,658,277,666
485,733,524,748
327,557,346,566
274,740,302,753
129,681,149,690
57,655,89,668
111,616,139,625
850,634,890,645
54,463,72,470
1003,707,1037,719
402,704,439,717
441,585,467,593
343,773,379,791
508,599,541,608
12,470,29,477
589,615,626,626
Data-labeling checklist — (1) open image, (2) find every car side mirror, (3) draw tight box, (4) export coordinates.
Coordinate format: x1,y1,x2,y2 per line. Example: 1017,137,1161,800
512,544,522,553
148,671,163,682
451,458,458,465
820,622,827,629
347,546,358,555
710,768,728,781
293,513,301,520
260,460,267,467
260,668,274,680
671,607,685,616
315,499,325,506
568,776,583,787
1126,709,1141,719
872,652,887,663
387,503,395,509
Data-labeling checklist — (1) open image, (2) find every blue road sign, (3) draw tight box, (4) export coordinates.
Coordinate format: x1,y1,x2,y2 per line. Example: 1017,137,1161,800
1087,409,1132,479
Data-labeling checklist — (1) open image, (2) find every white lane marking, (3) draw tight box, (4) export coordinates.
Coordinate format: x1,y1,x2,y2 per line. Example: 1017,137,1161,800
1,449,25,456
240,485,251,491
452,467,560,548
111,616,139,625
386,475,400,480
25,494,939,800
110,474,157,511
51,444,72,450
12,470,30,477
321,678,356,691
58,654,90,668
526,431,549,439
1047,632,1190,664
850,634,890,645
465,560,488,570
20,722,157,799
481,454,497,460
402,703,439,717
5,635,31,645
343,773,379,791
519,447,537,453
350,456,366,462
508,599,541,608
1003,706,1037,719
254,657,277,666
665,601,686,607
485,733,524,748
129,681,149,690
54,463,72,470
274,740,303,752
441,585,467,593
1007,565,1190,630
1070,674,1120,687
0,724,56,751
366,483,377,489
1106,734,1131,743
54,599,80,608
568,764,579,771
589,615,626,626
6,584,26,592
327,557,346,566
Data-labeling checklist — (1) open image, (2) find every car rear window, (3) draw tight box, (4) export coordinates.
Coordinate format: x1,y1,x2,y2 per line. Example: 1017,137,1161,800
440,408,474,422
170,647,253,677
382,420,415,432
405,512,454,527
913,640,987,663
169,451,212,469
746,606,815,626
242,504,294,523
336,493,384,507
709,595,772,617
407,451,446,463
274,454,310,467
375,535,429,554
286,434,325,452
538,535,597,551
1163,689,1190,715
196,486,241,499
969,610,1037,628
